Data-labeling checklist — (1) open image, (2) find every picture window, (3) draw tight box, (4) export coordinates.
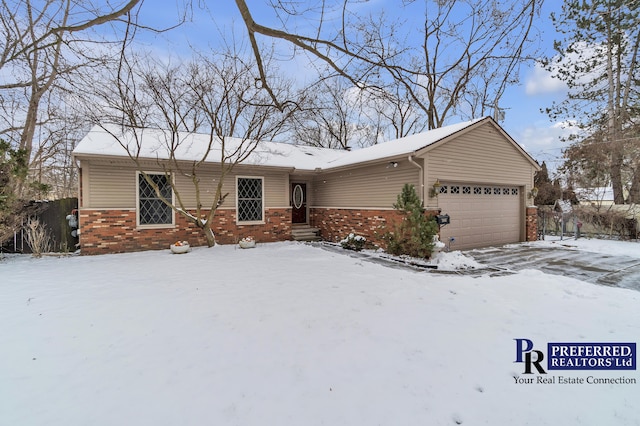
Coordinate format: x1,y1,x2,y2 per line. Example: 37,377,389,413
237,177,263,222
138,173,173,225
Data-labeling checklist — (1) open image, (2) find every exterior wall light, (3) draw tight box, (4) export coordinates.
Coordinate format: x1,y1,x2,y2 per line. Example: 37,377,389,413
528,187,539,199
429,179,442,198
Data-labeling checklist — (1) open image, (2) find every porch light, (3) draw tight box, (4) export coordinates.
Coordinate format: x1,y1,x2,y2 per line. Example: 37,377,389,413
429,179,442,198
528,187,539,199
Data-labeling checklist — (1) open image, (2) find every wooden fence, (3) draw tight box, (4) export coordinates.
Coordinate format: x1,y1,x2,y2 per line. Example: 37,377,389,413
2,198,79,253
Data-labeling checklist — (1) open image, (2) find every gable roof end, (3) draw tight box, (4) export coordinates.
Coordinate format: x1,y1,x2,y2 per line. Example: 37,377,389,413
413,117,540,170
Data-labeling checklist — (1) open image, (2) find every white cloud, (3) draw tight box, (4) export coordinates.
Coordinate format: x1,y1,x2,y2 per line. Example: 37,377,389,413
510,121,578,172
524,63,567,95
527,37,617,98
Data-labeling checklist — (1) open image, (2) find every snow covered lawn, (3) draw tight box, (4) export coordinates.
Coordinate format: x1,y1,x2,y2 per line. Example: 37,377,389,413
1,241,639,425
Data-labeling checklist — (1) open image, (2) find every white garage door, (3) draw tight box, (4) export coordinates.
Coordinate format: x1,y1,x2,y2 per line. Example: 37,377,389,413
437,183,522,250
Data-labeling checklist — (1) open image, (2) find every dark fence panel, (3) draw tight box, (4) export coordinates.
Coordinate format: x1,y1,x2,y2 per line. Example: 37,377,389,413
2,198,78,253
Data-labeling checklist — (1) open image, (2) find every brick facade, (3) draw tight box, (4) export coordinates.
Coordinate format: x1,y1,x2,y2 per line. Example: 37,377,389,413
80,205,532,254
525,206,538,242
309,207,440,247
79,208,292,255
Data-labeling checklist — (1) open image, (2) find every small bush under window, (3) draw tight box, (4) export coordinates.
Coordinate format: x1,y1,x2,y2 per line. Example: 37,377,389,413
340,233,366,251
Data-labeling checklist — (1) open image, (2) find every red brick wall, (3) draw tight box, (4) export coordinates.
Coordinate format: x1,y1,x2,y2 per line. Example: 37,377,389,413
310,207,440,247
526,206,538,242
79,208,292,255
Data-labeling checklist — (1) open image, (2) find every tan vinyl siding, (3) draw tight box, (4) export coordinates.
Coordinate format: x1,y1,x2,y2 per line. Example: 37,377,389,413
422,123,533,186
82,159,289,209
87,161,136,208
313,160,420,208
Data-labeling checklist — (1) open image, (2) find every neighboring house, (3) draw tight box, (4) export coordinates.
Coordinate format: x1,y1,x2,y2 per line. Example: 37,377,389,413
72,116,541,255
575,187,616,207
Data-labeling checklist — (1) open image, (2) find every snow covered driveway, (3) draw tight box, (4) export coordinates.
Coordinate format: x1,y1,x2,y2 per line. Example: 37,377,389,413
465,238,640,291
1,241,639,425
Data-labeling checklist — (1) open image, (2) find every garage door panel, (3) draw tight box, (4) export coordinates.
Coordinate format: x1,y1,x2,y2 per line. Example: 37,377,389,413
438,183,521,250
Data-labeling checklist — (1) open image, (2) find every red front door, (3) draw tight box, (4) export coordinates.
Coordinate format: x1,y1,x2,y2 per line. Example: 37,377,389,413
291,183,307,224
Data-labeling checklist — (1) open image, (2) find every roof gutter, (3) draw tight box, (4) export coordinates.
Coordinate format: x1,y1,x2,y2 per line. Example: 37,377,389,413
407,154,424,203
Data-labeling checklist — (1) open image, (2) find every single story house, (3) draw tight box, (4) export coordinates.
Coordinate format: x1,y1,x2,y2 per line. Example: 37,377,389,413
72,116,541,255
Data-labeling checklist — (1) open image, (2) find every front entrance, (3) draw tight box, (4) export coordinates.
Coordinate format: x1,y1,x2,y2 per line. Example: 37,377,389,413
291,183,307,224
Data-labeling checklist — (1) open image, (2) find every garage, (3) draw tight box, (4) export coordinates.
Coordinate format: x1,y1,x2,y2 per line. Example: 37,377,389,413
437,183,523,250
307,116,540,251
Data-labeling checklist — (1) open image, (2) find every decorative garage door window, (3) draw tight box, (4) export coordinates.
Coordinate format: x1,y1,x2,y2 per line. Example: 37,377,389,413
237,177,263,222
293,184,304,209
138,173,173,225
438,184,519,196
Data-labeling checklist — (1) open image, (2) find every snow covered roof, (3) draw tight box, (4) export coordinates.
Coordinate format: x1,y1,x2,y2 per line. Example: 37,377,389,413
73,117,509,172
72,125,343,171
575,187,615,202
321,117,487,169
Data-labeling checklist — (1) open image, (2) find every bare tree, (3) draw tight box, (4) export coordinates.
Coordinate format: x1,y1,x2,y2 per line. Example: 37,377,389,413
354,80,428,141
233,0,542,127
0,0,148,156
0,0,185,199
292,75,430,149
89,47,296,247
291,79,379,149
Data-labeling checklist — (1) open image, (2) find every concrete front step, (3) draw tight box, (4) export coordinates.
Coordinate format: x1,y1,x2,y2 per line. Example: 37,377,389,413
293,235,322,242
291,225,321,241
291,227,320,234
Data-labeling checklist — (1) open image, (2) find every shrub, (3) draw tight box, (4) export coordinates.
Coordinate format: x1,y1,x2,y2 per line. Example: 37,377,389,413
340,233,366,251
572,206,637,239
24,218,52,257
382,184,439,258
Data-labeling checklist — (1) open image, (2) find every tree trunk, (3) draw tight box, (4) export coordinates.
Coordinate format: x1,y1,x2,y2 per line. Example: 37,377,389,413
610,144,625,204
203,223,216,247
606,8,625,205
628,166,640,204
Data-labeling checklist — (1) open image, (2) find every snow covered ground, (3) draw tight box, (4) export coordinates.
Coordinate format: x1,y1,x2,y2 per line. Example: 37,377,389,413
532,235,640,259
1,240,639,425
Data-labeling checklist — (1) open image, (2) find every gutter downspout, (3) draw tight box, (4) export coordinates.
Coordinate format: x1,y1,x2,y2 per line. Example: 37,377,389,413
407,154,424,204
72,156,82,242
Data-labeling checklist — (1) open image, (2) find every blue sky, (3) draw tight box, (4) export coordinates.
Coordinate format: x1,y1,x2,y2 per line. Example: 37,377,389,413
133,1,571,173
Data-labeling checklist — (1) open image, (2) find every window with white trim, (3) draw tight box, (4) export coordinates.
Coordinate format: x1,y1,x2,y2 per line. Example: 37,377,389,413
237,177,263,222
138,172,173,226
